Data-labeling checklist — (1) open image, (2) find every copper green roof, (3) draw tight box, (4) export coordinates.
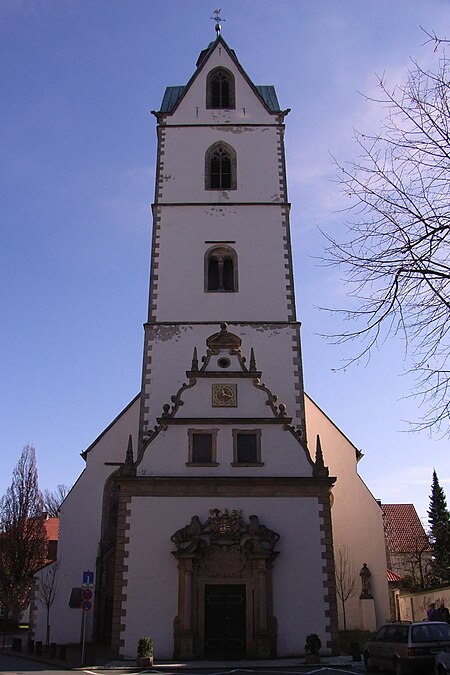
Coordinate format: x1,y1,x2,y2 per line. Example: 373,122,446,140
160,86,186,113
255,86,280,112
160,83,280,113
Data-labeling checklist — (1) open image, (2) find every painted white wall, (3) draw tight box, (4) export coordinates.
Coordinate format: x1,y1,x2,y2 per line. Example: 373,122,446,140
33,398,140,645
159,127,281,203
138,423,312,477
305,394,391,629
121,496,328,660
167,41,277,127
153,206,291,323
142,324,303,437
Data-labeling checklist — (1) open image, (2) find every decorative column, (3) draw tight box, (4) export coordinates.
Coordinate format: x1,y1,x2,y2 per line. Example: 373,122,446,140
251,553,278,659
173,553,196,660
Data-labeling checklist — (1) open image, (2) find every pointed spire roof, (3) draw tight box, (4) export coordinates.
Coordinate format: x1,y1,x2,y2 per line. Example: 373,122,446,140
157,34,281,115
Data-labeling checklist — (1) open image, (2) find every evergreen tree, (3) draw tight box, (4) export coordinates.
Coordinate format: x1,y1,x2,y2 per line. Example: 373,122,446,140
428,470,450,582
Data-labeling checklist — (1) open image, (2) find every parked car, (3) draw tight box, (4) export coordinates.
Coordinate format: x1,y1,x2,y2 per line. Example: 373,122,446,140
435,646,450,675
363,621,450,674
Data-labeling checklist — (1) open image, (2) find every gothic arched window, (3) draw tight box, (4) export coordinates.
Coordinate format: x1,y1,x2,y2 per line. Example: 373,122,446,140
205,246,238,292
206,68,235,109
205,143,237,190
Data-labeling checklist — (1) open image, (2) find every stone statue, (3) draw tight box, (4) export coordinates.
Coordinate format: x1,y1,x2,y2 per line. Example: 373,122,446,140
170,515,205,552
359,562,372,598
245,515,280,552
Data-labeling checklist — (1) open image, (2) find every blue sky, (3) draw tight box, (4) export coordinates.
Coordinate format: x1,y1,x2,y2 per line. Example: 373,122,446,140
1,0,449,523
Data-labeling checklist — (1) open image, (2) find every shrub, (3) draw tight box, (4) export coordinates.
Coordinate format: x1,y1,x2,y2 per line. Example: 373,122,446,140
137,637,153,658
305,633,321,654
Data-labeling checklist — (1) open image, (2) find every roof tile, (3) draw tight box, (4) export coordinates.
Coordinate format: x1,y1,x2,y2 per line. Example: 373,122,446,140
382,503,431,554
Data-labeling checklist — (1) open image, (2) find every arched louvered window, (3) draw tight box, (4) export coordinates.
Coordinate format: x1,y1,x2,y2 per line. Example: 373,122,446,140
205,143,237,190
205,246,238,293
206,68,235,109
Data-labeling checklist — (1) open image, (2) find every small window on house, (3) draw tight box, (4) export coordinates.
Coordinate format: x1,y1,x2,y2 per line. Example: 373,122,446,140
206,68,235,109
205,143,237,190
232,429,262,466
205,245,238,292
187,429,218,466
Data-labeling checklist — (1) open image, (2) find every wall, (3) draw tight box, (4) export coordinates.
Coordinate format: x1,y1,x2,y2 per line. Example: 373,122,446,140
305,394,391,630
32,397,140,645
121,495,328,659
395,586,450,622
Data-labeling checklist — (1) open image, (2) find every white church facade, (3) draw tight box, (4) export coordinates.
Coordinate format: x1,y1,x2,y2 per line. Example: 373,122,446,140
30,31,389,660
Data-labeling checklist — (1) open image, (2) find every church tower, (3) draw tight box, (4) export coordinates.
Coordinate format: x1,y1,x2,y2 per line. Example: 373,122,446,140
138,32,307,450
27,21,396,657
107,29,339,659
30,27,350,661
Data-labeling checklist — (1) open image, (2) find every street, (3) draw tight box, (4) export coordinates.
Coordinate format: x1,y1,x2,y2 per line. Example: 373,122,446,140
0,652,368,675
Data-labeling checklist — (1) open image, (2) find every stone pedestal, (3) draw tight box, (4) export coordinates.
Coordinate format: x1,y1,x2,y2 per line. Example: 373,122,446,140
359,597,377,631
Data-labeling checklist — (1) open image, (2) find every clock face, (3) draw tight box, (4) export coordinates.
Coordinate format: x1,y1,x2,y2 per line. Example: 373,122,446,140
212,383,237,407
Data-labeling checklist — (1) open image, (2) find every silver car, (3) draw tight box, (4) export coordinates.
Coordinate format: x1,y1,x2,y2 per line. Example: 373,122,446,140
364,621,450,674
435,646,450,675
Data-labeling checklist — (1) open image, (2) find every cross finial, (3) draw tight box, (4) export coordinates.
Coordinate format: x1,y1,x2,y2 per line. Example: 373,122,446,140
211,8,225,35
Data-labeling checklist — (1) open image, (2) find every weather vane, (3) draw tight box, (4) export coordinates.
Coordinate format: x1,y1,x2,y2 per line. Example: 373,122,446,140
211,8,225,35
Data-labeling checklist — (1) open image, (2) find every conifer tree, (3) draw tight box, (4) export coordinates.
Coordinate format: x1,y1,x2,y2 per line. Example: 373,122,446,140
427,470,450,582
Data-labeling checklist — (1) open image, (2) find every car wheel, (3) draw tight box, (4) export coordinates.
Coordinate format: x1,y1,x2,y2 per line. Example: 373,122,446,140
363,652,379,673
393,659,403,675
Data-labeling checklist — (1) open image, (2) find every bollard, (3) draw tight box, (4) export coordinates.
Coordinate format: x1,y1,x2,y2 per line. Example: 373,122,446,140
12,637,22,652
35,640,43,655
50,642,57,658
351,641,362,661
27,639,34,653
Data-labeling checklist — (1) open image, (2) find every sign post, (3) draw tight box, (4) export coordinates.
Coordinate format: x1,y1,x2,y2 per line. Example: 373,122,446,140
80,572,94,665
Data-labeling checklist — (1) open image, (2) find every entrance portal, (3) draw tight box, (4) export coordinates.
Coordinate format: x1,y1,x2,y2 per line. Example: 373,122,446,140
171,510,279,659
204,584,246,659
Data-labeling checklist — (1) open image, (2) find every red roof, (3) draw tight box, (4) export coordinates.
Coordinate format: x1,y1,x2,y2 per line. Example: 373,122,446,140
382,504,431,554
44,517,59,541
387,569,404,582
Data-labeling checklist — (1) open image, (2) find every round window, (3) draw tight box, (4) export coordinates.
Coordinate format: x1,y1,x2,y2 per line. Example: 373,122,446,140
218,357,231,368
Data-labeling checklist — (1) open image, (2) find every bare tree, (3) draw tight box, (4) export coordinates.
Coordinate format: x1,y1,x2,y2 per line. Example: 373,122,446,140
43,484,70,517
335,545,358,630
0,445,48,625
325,51,450,435
398,535,433,589
38,560,60,648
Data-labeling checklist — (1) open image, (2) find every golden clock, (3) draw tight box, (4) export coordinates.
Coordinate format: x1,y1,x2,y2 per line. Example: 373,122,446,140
212,383,237,407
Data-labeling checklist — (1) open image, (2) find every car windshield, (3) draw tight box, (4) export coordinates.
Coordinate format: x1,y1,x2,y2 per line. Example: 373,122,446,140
411,624,450,643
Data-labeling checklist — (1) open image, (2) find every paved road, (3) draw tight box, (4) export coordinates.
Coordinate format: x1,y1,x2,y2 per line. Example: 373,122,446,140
0,651,64,672
0,653,368,675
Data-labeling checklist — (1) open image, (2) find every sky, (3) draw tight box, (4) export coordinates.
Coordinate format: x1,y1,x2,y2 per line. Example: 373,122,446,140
1,0,449,524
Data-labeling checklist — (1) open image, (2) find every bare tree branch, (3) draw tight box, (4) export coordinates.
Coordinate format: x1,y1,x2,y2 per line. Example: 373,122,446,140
0,445,48,623
335,545,358,630
43,484,70,517
324,53,450,435
38,560,61,647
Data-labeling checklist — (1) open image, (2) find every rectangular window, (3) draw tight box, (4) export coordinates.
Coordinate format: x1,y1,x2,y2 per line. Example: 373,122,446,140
232,429,262,466
187,429,218,466
192,434,212,463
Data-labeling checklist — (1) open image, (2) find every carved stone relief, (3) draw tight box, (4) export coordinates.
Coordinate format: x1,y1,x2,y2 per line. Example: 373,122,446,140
171,509,280,660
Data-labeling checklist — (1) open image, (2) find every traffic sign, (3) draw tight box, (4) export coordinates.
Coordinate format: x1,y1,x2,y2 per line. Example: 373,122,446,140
81,588,93,601
82,570,94,586
81,600,92,612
